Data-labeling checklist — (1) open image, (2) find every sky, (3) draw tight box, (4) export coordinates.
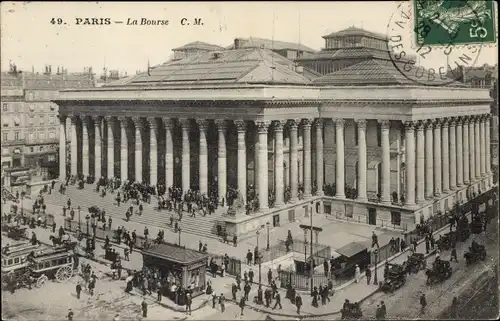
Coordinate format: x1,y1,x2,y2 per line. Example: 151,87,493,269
1,1,498,76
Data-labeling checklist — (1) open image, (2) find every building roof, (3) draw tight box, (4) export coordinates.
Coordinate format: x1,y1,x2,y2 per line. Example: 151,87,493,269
335,241,367,258
227,37,316,53
1,71,95,90
172,41,225,51
296,47,395,61
106,48,312,87
322,26,387,40
313,58,463,86
142,243,208,265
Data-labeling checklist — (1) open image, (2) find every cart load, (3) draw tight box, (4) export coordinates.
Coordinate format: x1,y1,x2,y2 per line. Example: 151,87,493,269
406,252,427,274
426,259,452,285
380,263,407,293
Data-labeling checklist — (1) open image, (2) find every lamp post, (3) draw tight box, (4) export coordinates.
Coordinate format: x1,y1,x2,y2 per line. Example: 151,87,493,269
373,248,379,286
85,214,90,235
266,221,270,250
299,203,322,292
20,193,24,215
78,206,81,229
256,230,261,285
178,227,182,246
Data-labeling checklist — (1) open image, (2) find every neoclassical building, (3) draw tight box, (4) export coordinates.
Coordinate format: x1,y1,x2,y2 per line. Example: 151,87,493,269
53,43,494,236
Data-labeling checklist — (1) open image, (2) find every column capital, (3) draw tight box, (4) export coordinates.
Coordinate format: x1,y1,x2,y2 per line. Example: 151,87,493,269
314,118,324,127
301,118,314,127
448,117,458,127
162,118,175,129
415,120,425,131
404,121,415,131
104,115,115,123
462,116,470,125
432,118,442,127
424,119,434,129
81,115,90,125
288,119,300,129
255,120,270,133
179,118,191,129
58,114,67,122
92,115,103,124
354,118,367,129
378,119,390,130
132,117,143,128
215,119,227,131
234,120,247,132
147,117,158,129
483,113,491,121
196,119,209,130
117,116,128,124
273,120,284,132
333,118,345,127
441,117,450,128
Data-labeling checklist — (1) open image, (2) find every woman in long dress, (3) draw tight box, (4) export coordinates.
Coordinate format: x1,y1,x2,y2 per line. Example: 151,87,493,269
354,264,361,283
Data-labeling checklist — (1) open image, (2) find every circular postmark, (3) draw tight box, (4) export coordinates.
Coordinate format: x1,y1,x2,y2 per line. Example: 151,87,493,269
386,1,491,87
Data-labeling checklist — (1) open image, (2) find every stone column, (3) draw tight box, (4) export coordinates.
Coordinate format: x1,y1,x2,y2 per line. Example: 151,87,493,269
433,119,442,196
197,119,208,195
405,121,416,206
315,119,324,196
474,117,481,180
469,118,476,181
254,129,260,192
486,115,491,174
274,121,285,206
302,119,313,197
416,121,425,204
480,116,486,177
93,116,102,180
356,119,368,201
132,117,143,183
70,116,80,176
256,121,270,211
180,118,191,192
163,118,174,189
58,115,67,181
334,119,346,199
425,120,434,199
216,120,227,204
456,117,463,187
289,119,299,202
463,117,470,184
82,116,90,177
148,117,158,186
235,120,247,204
379,120,391,204
105,116,114,179
118,117,128,182
449,118,457,190
441,119,450,193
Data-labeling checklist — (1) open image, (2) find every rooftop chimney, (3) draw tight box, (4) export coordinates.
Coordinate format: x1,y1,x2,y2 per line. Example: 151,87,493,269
234,38,240,49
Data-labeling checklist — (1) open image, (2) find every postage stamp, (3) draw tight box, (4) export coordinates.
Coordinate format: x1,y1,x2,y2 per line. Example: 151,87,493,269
414,0,496,46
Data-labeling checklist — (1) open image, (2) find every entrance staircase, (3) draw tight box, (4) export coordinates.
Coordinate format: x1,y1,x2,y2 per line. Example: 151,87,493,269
42,184,227,240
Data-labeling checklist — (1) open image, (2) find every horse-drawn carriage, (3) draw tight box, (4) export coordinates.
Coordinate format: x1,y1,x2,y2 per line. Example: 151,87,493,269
470,215,484,234
4,224,28,240
464,242,486,265
425,259,452,285
406,253,427,274
1,242,75,290
341,301,363,319
380,263,406,293
49,233,78,249
437,232,457,251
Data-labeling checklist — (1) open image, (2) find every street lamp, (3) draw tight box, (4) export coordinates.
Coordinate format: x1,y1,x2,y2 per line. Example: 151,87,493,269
85,214,90,235
266,222,270,250
373,248,379,286
256,230,261,285
178,227,182,246
20,193,24,215
78,206,81,229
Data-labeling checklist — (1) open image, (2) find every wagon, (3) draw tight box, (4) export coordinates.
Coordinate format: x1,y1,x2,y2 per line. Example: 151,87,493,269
380,263,406,293
6,225,28,240
406,253,427,273
1,242,75,290
464,243,486,265
426,259,452,285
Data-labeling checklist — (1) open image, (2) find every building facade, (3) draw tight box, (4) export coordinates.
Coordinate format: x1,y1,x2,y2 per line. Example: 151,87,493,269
1,65,95,185
53,37,494,237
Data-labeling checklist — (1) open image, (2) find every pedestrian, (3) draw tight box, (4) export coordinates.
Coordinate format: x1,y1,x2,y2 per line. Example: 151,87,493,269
451,246,458,262
249,268,254,284
232,283,238,300
296,293,302,314
76,282,82,299
389,237,396,253
88,278,95,296
212,292,217,308
273,291,282,310
108,217,112,230
244,282,251,301
67,309,74,321
239,296,245,316
233,234,237,247
451,296,458,318
372,231,379,248
425,236,430,254
366,266,372,285
142,298,148,318
246,249,253,265
354,264,361,283
236,274,242,291
185,293,192,315
157,287,162,302
199,240,203,252
219,293,225,313
124,248,129,261
267,268,273,285
420,293,427,313
381,301,386,318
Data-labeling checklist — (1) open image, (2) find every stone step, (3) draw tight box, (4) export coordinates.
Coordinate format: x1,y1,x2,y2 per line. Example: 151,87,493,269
43,184,227,239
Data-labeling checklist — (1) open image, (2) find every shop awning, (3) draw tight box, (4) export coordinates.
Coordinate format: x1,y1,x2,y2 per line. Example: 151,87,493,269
335,242,367,258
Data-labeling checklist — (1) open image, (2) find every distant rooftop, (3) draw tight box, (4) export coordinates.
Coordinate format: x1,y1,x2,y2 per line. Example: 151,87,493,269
322,26,387,41
1,70,95,90
227,37,316,53
172,41,225,52
104,47,312,87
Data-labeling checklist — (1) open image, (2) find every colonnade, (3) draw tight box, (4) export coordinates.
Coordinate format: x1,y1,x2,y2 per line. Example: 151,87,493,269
58,114,492,211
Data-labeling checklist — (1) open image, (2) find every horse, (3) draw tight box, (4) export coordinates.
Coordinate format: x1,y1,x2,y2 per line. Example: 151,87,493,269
49,235,63,246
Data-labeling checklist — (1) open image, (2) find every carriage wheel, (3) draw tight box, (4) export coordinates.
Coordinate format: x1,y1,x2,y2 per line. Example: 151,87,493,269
35,274,48,288
55,265,73,282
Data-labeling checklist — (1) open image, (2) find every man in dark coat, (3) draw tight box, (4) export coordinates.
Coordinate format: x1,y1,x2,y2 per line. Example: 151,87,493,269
141,298,148,317
239,296,245,316
366,266,372,285
296,293,303,314
232,283,238,300
420,293,427,313
248,269,254,284
76,282,82,299
267,268,273,285
273,292,282,310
